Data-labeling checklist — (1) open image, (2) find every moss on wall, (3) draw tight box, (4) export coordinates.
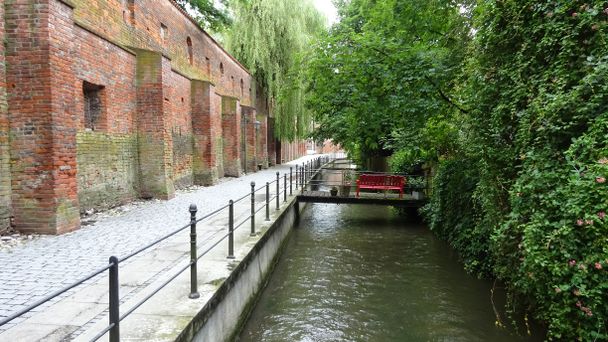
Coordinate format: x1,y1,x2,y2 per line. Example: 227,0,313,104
172,131,194,189
76,131,139,211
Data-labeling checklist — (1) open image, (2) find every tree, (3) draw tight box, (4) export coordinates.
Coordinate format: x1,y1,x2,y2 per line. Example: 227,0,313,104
175,0,231,32
226,0,325,140
306,0,471,164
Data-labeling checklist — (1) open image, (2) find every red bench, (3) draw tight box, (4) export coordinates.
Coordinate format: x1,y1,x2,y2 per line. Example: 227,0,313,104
356,174,405,198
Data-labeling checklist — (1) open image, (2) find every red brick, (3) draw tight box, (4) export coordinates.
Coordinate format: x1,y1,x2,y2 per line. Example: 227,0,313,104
2,0,308,234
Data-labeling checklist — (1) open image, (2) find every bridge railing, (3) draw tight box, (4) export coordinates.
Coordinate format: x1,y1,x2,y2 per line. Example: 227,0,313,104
0,153,339,342
296,166,430,197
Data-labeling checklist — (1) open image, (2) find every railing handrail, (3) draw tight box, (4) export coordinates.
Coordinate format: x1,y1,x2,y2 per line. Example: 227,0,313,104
0,153,337,342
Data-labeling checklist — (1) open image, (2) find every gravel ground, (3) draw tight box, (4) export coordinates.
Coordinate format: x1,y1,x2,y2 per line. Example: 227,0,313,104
0,154,328,331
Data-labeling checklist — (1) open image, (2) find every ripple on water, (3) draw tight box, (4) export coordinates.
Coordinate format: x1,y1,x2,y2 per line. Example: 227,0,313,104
238,204,544,342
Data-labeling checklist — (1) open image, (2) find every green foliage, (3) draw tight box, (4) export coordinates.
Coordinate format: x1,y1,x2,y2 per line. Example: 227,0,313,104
175,0,231,32
226,0,325,140
422,157,492,277
306,0,471,158
463,1,608,339
493,118,608,339
389,149,427,174
308,0,608,339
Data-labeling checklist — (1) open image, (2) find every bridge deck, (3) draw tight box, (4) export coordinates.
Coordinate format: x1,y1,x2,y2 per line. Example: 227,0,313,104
297,191,426,208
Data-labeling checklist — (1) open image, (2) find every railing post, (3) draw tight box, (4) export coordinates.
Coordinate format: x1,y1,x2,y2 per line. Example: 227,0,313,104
265,182,270,221
307,161,311,181
109,256,120,342
290,167,293,195
295,165,299,189
250,182,256,236
276,172,280,210
189,204,200,299
303,162,306,187
284,174,287,202
228,200,235,259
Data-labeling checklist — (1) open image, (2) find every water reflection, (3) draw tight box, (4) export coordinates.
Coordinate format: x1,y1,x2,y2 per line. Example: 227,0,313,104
238,204,543,342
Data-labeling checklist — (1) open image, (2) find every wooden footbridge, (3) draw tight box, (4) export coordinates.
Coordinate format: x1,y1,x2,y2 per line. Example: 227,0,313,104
294,161,428,208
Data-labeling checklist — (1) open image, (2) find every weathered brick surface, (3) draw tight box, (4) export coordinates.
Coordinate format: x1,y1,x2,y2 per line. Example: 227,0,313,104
280,141,307,164
169,70,193,188
257,115,268,169
242,106,257,172
267,118,277,166
1,0,308,234
320,139,341,154
221,97,241,177
70,0,254,106
76,132,139,210
0,2,10,231
72,23,140,210
135,50,175,200
6,0,81,234
191,80,220,185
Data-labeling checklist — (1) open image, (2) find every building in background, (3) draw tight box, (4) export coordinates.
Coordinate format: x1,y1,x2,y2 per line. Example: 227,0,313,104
0,0,307,235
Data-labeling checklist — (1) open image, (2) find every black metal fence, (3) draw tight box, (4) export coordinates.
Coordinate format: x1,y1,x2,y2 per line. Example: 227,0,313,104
297,167,430,195
0,154,343,342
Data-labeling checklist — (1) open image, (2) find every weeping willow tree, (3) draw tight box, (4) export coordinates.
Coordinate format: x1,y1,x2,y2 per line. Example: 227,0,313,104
175,0,231,32
226,0,326,140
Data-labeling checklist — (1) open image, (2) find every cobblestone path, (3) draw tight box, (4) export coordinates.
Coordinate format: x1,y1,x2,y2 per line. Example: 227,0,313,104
0,155,323,331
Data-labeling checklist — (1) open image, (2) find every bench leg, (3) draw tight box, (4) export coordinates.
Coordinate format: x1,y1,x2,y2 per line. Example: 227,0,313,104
356,187,360,198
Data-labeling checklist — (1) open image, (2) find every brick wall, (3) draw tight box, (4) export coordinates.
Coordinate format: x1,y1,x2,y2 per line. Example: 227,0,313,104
242,106,257,172
169,70,193,188
70,0,254,106
73,24,140,210
191,80,221,185
222,97,241,177
320,140,341,154
257,114,268,169
135,50,175,199
6,0,81,234
1,0,305,234
267,118,276,166
0,2,10,232
76,132,139,210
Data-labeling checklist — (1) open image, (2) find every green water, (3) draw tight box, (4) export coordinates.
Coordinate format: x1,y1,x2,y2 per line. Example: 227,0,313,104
238,204,544,341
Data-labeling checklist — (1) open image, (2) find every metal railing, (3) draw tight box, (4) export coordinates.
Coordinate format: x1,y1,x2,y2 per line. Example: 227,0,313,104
297,168,430,194
0,153,340,342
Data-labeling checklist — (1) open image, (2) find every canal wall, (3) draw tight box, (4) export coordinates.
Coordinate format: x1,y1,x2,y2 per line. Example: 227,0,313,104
176,198,304,342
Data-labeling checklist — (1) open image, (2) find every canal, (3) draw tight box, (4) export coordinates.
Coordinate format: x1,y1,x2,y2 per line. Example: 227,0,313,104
238,203,544,341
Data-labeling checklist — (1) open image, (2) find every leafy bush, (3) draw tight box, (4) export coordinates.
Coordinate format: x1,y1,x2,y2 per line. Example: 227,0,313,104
465,1,608,339
422,157,493,277
493,117,608,340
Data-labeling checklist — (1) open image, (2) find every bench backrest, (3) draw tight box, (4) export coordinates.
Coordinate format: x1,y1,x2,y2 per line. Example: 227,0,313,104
358,174,405,187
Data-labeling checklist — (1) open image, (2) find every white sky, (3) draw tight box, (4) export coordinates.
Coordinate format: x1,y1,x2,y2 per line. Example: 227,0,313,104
312,0,339,26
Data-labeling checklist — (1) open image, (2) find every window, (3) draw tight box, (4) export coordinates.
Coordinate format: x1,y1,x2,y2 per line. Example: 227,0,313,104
160,23,168,43
187,37,193,65
83,81,105,131
240,79,244,96
220,62,224,75
205,57,210,76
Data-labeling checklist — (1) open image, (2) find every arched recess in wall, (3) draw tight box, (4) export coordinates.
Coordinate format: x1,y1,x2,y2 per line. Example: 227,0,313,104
240,79,244,97
187,37,193,64
220,63,224,76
